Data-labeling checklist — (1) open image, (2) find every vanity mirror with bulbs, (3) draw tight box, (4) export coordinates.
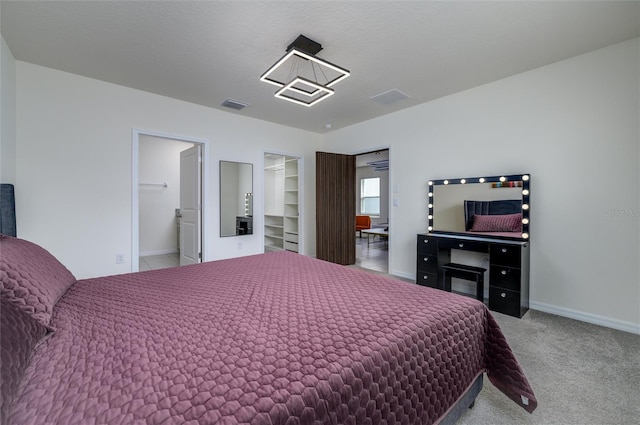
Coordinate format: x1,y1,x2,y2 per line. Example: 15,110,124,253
416,174,531,318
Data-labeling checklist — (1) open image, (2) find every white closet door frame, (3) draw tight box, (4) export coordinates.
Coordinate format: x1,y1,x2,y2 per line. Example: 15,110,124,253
132,128,210,272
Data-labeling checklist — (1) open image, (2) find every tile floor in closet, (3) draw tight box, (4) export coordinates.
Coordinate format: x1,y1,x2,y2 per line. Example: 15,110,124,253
139,253,180,271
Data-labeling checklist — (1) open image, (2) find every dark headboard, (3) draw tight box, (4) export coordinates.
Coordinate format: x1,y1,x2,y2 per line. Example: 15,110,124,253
464,199,521,231
0,184,16,236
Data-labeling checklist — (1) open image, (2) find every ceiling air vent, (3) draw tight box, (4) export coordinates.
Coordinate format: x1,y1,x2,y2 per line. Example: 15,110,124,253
367,159,389,171
221,99,249,110
370,89,410,106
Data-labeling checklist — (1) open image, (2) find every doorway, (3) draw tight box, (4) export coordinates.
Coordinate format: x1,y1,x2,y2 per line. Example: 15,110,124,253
315,148,390,270
131,129,209,272
355,149,389,273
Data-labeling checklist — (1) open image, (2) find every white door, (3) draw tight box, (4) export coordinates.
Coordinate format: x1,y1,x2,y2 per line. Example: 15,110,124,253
180,145,202,266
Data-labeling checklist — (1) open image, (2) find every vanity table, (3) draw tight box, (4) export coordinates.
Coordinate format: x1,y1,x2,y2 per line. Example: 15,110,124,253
419,173,531,318
416,233,529,318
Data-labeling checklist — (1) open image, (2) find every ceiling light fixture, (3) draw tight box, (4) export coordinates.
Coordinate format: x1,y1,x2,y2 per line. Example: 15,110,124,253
260,35,350,107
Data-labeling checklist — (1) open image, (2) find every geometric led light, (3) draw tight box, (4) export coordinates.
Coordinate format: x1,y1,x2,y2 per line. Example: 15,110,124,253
260,48,350,89
260,35,350,107
274,77,334,107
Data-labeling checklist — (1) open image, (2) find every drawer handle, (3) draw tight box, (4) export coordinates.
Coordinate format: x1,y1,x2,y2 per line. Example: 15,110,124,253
423,257,429,262
501,270,507,275
500,292,506,298
501,248,507,253
423,275,428,280
423,239,429,243
458,243,464,248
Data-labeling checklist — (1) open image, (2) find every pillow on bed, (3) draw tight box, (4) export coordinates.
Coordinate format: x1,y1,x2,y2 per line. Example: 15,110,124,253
471,213,522,233
0,297,49,423
0,235,76,327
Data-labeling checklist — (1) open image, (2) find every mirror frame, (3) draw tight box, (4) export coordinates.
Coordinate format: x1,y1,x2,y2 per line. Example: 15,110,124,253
428,173,530,241
219,160,253,237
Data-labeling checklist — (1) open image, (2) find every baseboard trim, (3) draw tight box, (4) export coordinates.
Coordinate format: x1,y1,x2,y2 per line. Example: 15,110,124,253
530,301,640,335
391,270,414,281
140,249,178,257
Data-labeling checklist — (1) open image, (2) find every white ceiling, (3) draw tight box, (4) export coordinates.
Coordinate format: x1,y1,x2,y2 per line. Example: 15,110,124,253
2,1,638,134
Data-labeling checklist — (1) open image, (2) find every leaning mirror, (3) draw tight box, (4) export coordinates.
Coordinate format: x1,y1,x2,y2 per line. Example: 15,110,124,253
428,174,530,241
220,161,253,237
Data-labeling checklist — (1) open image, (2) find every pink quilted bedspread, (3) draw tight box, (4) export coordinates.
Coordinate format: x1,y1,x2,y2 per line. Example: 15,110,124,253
11,252,536,424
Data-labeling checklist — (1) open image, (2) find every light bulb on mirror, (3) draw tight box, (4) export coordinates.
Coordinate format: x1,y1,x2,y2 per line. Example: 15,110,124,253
522,233,529,239
522,189,529,195
522,175,529,181
428,226,433,231
499,176,506,182
522,204,529,210
428,192,433,197
428,181,433,185
522,218,529,224
460,179,466,184
479,178,485,183
444,180,449,185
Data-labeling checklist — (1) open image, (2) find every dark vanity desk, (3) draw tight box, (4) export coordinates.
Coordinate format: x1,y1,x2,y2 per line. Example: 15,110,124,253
416,232,530,318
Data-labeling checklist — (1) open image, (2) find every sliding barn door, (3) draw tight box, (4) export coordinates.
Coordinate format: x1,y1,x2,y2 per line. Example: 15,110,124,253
316,152,356,265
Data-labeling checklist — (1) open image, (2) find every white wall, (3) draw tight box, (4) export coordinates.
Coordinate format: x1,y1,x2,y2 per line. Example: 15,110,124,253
139,135,192,255
15,62,320,279
1,36,16,184
323,38,640,332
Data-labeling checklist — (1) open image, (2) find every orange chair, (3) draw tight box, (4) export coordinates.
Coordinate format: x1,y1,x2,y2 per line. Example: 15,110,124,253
355,215,372,237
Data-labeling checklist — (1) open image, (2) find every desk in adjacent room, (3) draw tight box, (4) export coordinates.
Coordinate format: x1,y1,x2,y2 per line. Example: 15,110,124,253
362,228,389,246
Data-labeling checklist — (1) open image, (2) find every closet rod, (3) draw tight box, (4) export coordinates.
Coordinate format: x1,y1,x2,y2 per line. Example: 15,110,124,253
139,182,168,188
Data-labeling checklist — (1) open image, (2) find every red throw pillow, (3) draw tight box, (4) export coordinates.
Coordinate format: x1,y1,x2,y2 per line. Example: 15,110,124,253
471,213,522,232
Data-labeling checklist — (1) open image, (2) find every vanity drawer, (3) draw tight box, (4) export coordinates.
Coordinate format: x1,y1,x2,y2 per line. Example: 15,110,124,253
416,254,438,273
490,244,521,267
489,287,521,317
438,238,489,253
417,235,437,255
416,272,438,288
490,266,521,291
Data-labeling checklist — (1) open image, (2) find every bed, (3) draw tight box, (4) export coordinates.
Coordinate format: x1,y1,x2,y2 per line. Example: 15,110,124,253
1,234,536,424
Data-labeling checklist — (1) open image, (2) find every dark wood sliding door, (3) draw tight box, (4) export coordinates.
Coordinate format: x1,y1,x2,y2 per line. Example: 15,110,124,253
316,152,355,265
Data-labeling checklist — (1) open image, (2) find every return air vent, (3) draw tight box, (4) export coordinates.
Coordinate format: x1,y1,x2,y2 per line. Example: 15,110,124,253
367,159,389,171
370,89,410,106
221,99,249,110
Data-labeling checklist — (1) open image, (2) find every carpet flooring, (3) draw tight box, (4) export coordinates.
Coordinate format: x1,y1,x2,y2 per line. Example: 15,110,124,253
457,309,639,425
348,265,639,424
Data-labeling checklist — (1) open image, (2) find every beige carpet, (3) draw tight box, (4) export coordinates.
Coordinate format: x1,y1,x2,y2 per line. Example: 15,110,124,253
458,309,639,425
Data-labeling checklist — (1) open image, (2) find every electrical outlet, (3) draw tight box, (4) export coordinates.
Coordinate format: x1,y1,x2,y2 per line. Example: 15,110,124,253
116,254,125,264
